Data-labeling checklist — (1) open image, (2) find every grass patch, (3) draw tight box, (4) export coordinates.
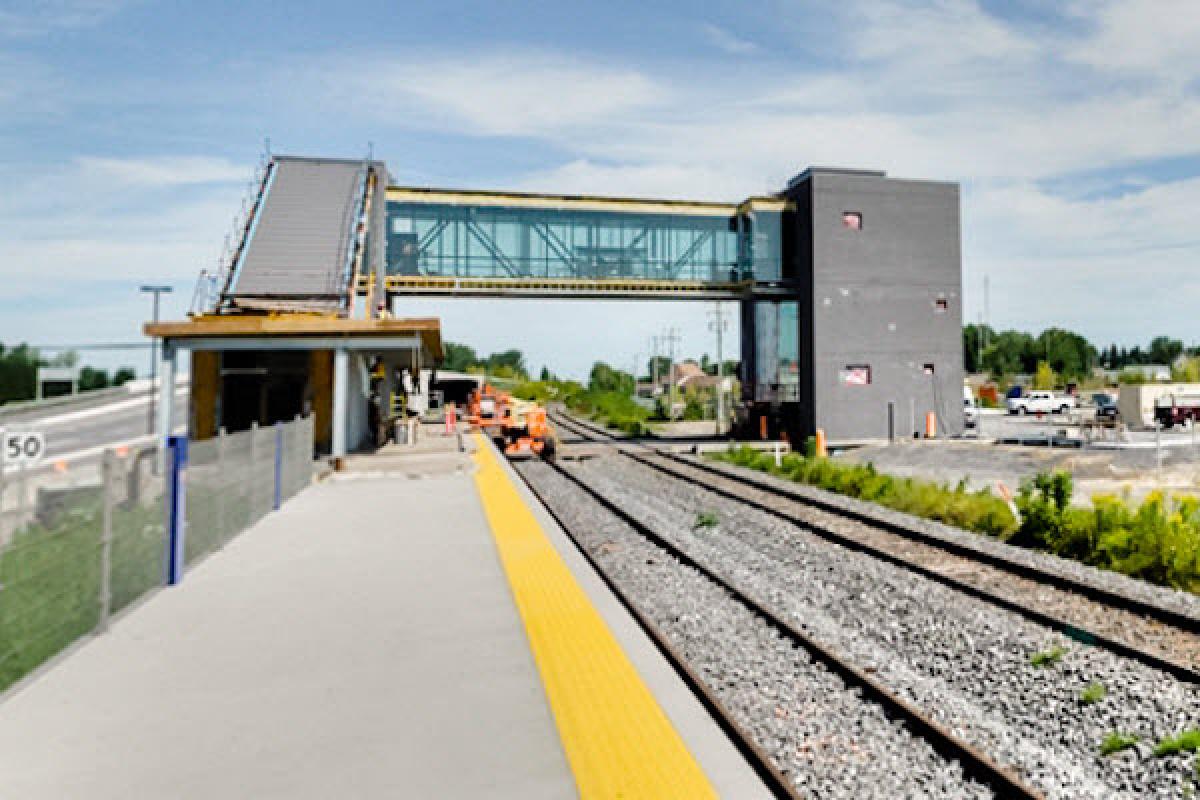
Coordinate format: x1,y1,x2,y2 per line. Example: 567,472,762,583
711,446,1200,595
1100,732,1140,756
711,446,1017,537
0,477,261,694
693,511,719,530
0,495,165,693
1079,682,1107,705
1154,729,1200,757
1030,645,1068,668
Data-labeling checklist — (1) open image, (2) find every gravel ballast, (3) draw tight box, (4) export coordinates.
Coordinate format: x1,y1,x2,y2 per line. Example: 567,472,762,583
517,459,993,799
570,453,1200,799
688,452,1200,624
652,453,1200,672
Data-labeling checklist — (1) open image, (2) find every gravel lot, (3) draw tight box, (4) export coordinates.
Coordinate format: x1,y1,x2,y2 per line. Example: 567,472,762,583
518,459,993,799
565,454,1200,799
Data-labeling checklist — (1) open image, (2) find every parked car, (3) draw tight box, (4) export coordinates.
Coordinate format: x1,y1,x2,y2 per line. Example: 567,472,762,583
1092,393,1119,422
1006,390,1076,415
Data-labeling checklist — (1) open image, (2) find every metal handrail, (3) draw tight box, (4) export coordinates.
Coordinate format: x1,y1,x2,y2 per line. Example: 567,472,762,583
330,156,371,312
187,145,273,314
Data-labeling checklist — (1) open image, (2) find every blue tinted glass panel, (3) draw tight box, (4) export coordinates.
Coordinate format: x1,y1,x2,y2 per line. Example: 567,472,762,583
754,300,800,402
387,201,748,282
739,211,782,282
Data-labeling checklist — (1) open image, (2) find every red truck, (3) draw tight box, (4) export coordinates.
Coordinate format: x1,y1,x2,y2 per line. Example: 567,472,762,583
1154,394,1200,429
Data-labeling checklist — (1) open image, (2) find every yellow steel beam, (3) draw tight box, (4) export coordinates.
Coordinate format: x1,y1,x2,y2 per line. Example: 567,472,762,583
354,275,750,296
387,186,737,217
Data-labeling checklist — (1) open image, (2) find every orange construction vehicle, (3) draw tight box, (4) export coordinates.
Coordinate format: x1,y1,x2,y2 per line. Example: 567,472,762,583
466,384,508,433
502,401,555,459
466,384,555,458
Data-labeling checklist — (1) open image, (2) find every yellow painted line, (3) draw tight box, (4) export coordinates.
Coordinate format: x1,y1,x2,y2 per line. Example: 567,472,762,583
471,435,717,799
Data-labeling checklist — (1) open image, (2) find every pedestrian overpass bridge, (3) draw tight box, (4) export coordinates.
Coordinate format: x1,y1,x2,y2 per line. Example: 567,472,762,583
197,154,789,312
182,152,963,448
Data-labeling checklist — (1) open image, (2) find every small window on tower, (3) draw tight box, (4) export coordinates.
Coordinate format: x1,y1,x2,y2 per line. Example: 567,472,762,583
842,211,862,230
923,363,936,375
935,297,948,313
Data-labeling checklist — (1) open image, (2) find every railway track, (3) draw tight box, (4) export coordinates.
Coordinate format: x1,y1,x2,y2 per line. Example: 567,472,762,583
550,411,1200,680
529,410,1200,798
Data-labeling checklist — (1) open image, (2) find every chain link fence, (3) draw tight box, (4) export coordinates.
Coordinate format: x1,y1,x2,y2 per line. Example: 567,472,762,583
185,416,313,565
0,414,314,694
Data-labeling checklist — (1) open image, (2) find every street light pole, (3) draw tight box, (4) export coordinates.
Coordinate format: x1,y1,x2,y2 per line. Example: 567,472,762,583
709,303,729,435
141,285,173,435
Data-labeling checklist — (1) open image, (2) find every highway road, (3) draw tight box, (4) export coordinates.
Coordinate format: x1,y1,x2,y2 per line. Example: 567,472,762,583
2,388,188,464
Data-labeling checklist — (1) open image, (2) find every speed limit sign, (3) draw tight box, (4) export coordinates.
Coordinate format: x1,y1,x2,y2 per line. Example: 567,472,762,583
2,431,45,466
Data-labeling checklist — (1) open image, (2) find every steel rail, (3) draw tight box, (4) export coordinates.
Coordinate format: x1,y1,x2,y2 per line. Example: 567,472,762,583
548,411,1200,685
665,450,1200,635
514,463,802,800
529,454,1041,799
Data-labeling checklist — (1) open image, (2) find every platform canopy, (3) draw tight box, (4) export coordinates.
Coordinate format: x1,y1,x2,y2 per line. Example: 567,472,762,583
144,315,442,362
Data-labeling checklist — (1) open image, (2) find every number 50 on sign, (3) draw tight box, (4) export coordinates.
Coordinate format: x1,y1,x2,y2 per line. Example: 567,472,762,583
2,431,45,466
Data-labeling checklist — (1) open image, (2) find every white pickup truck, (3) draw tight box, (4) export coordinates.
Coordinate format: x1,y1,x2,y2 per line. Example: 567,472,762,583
1006,390,1076,415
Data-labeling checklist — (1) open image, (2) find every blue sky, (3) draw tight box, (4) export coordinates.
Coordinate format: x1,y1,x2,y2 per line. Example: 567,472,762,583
2,0,1199,377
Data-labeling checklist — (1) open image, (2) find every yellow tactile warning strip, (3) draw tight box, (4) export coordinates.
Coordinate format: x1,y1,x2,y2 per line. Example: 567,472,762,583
471,435,718,799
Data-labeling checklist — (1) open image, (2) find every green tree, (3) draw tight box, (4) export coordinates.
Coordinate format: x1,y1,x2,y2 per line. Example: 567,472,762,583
962,323,996,373
1172,357,1200,383
78,367,110,391
442,342,478,372
112,367,136,386
1149,336,1184,366
980,330,1037,378
1037,328,1095,381
0,343,39,404
588,362,635,395
539,366,551,381
1032,360,1058,390
485,349,527,379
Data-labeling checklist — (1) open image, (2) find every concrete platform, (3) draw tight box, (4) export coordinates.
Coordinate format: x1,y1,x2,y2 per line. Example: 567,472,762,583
0,436,770,798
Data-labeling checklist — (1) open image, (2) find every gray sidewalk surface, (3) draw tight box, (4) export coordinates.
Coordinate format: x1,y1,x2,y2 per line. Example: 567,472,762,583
0,471,574,799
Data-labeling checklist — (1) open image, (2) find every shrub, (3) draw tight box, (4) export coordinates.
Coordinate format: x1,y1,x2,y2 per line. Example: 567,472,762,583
1154,729,1200,757
713,449,1200,595
1079,682,1106,705
711,447,1018,539
1015,472,1200,593
1100,732,1140,756
1030,644,1067,668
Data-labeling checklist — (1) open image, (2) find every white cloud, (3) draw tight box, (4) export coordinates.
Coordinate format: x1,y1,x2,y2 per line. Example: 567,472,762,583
75,155,247,186
700,24,759,55
368,53,663,137
1063,0,1200,77
852,0,1034,67
510,159,748,202
5,2,1200,355
0,156,241,307
0,0,127,37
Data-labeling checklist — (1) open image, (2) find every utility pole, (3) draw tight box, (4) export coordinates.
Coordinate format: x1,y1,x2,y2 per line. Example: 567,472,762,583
141,285,173,435
708,303,728,434
983,275,990,345
662,326,682,420
649,335,660,394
